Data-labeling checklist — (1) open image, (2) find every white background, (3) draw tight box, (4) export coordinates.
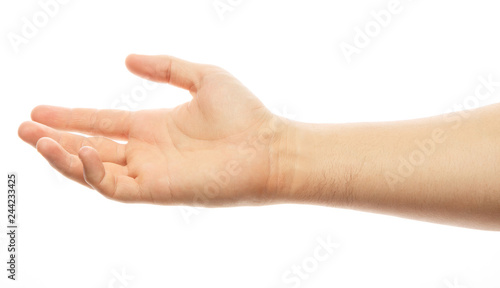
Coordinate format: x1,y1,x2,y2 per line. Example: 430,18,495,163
1,0,500,287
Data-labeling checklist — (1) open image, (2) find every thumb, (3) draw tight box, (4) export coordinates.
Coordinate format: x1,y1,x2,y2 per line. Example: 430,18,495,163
78,146,105,189
125,54,203,93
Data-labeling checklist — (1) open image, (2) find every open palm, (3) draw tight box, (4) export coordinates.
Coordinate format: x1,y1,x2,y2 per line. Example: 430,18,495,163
18,55,289,206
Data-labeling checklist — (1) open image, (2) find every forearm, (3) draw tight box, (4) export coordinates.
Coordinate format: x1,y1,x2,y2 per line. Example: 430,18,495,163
278,104,500,230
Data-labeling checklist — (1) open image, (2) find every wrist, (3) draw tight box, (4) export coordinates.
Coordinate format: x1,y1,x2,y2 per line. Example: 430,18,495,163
264,114,296,204
272,121,360,206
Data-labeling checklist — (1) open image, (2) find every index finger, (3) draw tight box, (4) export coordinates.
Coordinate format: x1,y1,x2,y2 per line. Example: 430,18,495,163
31,105,132,140
125,54,204,94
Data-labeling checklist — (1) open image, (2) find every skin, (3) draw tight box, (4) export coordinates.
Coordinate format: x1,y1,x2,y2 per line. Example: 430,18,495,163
18,54,500,230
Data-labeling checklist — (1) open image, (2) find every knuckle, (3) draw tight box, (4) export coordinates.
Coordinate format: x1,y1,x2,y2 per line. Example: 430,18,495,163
81,137,92,148
89,110,99,134
157,59,172,83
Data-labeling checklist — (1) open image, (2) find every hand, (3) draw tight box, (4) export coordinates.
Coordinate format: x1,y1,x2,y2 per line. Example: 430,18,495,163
17,54,500,230
18,54,291,206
